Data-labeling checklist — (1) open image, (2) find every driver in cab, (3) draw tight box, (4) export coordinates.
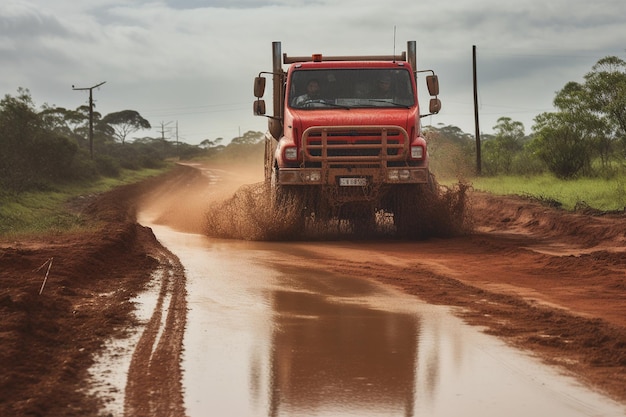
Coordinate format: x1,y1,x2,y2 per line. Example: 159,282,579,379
295,79,321,105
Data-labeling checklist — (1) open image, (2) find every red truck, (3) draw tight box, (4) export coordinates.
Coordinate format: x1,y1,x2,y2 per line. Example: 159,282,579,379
253,41,441,237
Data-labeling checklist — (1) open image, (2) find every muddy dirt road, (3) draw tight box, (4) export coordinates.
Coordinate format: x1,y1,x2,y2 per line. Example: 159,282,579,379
1,162,626,416
145,221,624,416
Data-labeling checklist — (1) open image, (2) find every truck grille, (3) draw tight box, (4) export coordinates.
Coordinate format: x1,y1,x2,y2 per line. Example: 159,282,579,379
302,126,409,166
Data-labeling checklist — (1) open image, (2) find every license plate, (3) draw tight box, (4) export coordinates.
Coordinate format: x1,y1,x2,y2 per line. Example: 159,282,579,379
339,177,367,186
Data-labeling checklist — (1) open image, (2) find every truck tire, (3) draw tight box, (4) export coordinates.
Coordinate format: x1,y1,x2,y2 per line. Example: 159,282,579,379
345,203,377,237
390,184,421,239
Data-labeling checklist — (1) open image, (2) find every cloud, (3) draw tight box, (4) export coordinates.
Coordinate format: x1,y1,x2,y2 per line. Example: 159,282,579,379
162,0,291,9
0,1,71,39
1,0,625,142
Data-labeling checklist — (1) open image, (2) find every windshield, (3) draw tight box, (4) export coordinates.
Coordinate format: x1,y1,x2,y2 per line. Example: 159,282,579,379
289,68,415,109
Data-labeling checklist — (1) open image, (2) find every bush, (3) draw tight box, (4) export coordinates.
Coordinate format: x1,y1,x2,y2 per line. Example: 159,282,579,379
95,155,121,177
510,149,546,176
532,126,591,179
66,150,99,181
30,133,80,181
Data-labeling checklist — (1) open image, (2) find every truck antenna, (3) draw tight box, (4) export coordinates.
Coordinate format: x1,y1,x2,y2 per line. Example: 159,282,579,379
393,26,397,62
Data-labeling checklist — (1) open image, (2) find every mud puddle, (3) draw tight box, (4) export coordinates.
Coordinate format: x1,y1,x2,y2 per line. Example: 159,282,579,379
144,224,623,417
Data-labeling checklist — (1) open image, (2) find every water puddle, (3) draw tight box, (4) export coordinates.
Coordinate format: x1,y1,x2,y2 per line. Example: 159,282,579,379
148,225,624,417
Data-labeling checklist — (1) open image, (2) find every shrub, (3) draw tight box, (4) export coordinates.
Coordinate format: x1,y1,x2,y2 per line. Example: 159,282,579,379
95,155,121,177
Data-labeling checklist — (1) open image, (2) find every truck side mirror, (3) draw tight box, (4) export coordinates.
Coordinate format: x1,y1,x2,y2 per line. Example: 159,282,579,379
253,99,266,116
429,98,441,114
254,77,266,98
426,75,439,96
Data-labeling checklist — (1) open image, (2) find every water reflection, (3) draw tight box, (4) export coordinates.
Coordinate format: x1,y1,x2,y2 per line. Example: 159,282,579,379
267,284,419,416
147,228,624,417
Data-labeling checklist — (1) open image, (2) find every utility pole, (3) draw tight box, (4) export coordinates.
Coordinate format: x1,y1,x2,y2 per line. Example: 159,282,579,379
72,81,106,159
158,121,172,140
175,121,179,159
158,121,172,154
472,46,481,175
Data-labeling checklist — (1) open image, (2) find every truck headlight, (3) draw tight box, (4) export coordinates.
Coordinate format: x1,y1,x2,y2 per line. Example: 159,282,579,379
388,169,411,181
411,146,424,159
304,171,321,182
284,147,298,161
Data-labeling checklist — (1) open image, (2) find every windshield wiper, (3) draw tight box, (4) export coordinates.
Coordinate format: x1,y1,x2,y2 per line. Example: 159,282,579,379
297,99,352,110
362,99,410,108
319,100,352,109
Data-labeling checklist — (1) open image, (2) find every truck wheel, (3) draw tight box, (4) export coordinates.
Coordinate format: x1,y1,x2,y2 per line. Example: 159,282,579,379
426,171,439,193
348,204,377,237
391,184,423,239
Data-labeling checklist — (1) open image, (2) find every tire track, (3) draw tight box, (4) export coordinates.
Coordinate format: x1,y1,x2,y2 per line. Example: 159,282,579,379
124,243,187,417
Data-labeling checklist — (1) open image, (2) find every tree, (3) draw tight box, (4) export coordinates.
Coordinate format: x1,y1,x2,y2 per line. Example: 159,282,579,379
424,124,473,145
230,130,264,145
0,89,81,190
39,105,75,136
101,110,151,144
531,112,591,179
531,78,608,178
199,137,223,149
0,89,39,189
583,56,626,156
482,117,525,175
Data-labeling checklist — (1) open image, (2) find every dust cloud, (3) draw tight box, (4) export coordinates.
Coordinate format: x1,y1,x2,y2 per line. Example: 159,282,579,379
137,162,264,235
204,182,299,241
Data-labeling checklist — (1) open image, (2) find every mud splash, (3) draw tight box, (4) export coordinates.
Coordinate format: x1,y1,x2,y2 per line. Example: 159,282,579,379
204,182,304,241
204,181,472,241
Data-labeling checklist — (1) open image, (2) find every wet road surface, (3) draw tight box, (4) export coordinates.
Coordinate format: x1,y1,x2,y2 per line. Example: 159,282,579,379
147,223,624,417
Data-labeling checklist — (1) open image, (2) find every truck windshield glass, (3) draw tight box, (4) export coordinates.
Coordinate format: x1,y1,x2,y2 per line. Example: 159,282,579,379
289,69,415,109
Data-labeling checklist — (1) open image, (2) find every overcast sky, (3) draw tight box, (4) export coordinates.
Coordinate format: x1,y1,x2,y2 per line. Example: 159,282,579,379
1,0,625,144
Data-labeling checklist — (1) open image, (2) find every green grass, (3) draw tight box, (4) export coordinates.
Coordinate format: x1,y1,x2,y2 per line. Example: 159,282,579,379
0,166,170,238
467,173,626,211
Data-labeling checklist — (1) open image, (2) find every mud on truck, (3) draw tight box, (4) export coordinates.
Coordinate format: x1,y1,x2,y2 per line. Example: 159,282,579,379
253,41,441,237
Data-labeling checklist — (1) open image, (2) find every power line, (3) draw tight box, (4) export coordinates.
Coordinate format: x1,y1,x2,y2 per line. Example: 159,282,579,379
142,103,249,118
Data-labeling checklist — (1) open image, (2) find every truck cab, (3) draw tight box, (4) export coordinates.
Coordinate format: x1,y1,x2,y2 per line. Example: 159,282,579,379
280,60,429,185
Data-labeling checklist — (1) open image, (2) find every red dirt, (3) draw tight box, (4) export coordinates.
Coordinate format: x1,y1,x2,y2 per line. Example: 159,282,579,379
1,164,625,416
